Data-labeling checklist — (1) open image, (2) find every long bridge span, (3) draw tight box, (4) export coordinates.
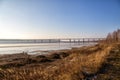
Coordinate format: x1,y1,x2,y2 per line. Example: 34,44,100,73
0,38,105,44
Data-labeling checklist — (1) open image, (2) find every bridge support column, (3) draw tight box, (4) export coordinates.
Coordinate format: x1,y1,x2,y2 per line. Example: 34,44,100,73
83,38,85,43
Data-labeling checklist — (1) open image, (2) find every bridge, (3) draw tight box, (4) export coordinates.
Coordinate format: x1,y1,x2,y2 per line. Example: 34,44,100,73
58,38,105,43
0,38,105,44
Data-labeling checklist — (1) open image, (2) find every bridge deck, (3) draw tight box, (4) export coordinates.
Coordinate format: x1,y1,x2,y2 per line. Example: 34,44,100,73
0,38,105,43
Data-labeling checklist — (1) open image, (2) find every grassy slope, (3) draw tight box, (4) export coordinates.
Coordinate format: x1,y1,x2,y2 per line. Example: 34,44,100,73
0,43,119,80
96,43,120,80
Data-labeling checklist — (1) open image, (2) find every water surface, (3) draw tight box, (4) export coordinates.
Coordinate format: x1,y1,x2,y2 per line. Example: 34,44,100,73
0,42,96,54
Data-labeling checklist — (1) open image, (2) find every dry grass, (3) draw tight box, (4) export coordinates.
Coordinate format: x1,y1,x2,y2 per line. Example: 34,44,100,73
96,43,120,80
0,43,114,80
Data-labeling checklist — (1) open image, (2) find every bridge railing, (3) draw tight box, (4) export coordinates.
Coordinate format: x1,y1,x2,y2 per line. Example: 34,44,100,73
0,38,105,44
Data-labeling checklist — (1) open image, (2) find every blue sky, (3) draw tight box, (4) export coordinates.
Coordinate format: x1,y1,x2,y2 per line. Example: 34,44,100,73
0,0,120,39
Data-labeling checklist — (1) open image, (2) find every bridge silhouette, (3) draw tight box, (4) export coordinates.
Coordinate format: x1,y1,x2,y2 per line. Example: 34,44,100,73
0,38,105,44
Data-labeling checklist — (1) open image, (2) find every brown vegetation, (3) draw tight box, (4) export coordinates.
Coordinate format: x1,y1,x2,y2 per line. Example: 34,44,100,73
106,29,120,43
0,43,113,80
96,43,120,80
0,29,120,80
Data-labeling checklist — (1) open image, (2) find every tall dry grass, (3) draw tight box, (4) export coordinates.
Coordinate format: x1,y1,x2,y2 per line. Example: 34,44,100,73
0,43,113,80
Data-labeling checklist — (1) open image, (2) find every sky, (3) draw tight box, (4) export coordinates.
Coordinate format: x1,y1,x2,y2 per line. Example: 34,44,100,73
0,0,120,39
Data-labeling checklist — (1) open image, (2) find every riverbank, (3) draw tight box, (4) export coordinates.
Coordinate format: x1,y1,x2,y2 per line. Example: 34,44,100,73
0,43,119,80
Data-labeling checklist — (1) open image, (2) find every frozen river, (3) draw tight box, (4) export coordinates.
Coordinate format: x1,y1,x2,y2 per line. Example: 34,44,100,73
0,42,96,54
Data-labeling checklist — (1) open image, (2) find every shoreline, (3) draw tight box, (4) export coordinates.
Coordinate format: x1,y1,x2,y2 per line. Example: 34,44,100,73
0,43,119,80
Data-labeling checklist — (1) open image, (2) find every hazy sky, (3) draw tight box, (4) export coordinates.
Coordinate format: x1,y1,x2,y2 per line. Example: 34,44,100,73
0,0,120,39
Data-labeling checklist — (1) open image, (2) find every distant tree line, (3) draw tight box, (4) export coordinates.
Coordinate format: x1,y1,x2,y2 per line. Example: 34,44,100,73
106,29,120,43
